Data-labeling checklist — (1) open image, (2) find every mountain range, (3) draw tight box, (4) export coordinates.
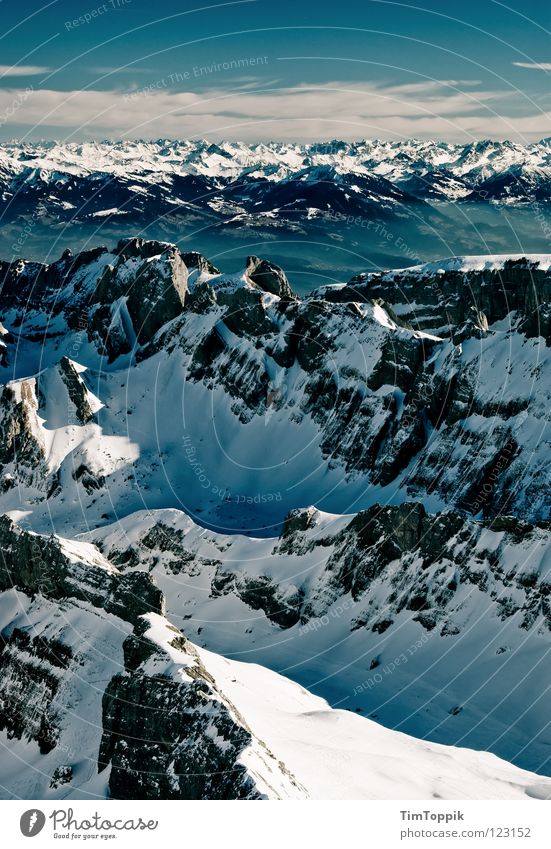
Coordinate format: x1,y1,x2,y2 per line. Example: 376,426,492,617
0,237,550,798
2,139,551,215
2,139,550,295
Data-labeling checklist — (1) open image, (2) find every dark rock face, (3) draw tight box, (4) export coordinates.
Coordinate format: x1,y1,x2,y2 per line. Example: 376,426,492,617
271,503,551,636
246,256,295,300
280,507,318,542
284,301,335,373
126,249,188,343
326,503,462,600
0,520,288,800
324,260,551,337
0,248,108,314
71,462,105,493
0,515,163,626
57,357,94,423
106,571,165,624
115,238,173,261
458,437,519,517
1,239,550,522
181,251,220,276
99,621,261,800
0,240,190,365
0,381,46,485
0,627,72,753
49,765,73,788
217,287,279,338
95,244,188,343
0,515,70,599
89,301,134,362
214,572,304,629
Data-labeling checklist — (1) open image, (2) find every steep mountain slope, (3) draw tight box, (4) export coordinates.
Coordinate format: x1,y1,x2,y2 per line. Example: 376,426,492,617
89,501,551,775
0,517,298,800
0,243,550,532
1,239,551,793
0,517,550,800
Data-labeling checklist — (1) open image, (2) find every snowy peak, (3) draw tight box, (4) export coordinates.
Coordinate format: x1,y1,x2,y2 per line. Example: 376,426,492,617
385,254,551,275
0,138,550,237
1,240,550,533
1,238,551,795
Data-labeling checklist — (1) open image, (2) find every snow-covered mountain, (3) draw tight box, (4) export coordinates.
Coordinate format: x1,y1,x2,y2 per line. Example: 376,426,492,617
1,242,549,529
2,139,550,296
2,517,550,800
1,238,551,798
0,138,550,229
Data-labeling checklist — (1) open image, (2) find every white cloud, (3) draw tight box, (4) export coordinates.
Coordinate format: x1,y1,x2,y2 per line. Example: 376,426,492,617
0,80,547,143
513,62,551,71
0,65,50,77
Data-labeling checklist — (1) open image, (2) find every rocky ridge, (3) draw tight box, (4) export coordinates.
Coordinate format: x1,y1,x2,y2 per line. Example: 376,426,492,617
0,516,301,799
0,242,550,527
1,516,550,799
1,240,551,789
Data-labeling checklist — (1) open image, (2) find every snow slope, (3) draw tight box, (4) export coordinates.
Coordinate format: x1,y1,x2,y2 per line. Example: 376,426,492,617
0,577,549,800
201,646,551,800
90,502,551,777
1,241,551,796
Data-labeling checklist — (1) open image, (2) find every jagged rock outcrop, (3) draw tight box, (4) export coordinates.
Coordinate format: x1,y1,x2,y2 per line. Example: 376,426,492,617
58,357,94,424
98,615,263,799
245,255,295,300
1,241,551,788
99,504,551,637
0,626,72,753
3,521,547,799
88,500,551,775
181,251,220,276
321,258,551,337
0,522,298,800
0,515,164,624
0,242,550,527
0,379,46,484
94,241,189,343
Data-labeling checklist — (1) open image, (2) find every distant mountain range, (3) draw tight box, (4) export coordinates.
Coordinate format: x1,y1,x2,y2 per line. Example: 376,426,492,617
1,138,550,232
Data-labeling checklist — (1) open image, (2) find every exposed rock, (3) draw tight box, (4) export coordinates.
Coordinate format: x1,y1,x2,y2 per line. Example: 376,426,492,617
0,381,46,483
0,524,298,800
126,248,188,342
0,515,163,626
0,627,72,753
58,357,94,423
246,255,295,299
49,765,73,788
181,251,220,276
216,287,278,338
326,259,551,337
98,616,264,799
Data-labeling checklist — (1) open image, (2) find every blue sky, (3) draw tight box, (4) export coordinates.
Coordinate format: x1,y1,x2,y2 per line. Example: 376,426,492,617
0,0,549,142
